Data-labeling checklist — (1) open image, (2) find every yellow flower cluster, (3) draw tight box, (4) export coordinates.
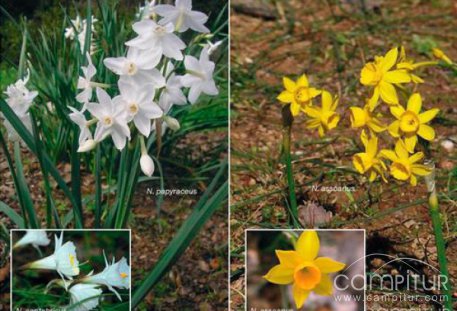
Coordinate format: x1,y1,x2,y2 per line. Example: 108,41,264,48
277,74,340,137
351,46,450,186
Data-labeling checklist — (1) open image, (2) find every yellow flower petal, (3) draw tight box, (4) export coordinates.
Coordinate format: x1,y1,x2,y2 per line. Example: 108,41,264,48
314,257,346,273
306,119,321,129
412,164,432,176
395,140,409,159
293,283,310,309
296,74,309,88
388,120,401,138
277,91,293,103
409,152,424,164
318,126,325,137
381,47,399,72
304,106,321,119
418,108,439,124
309,88,322,99
313,274,333,296
404,135,418,153
275,250,304,269
383,70,411,84
263,264,294,284
367,135,378,158
321,91,333,111
349,107,366,128
407,93,422,114
327,114,340,130
283,77,296,92
390,105,405,120
290,102,301,116
296,231,320,261
379,81,399,105
368,118,386,133
410,174,417,186
368,86,380,111
369,170,377,182
380,149,398,162
353,153,371,174
417,124,435,141
391,162,410,181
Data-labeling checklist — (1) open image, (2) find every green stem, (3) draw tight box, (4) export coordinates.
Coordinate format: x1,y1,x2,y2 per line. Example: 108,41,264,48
429,191,453,311
426,164,453,311
282,105,299,227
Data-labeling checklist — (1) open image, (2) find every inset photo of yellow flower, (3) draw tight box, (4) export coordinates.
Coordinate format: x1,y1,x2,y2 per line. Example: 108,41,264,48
246,229,365,311
11,229,130,311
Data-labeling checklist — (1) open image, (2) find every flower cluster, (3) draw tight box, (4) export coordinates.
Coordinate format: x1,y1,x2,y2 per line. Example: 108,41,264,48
15,230,130,310
277,74,340,137
1,71,38,142
351,46,451,186
64,15,98,54
68,0,220,177
263,231,345,309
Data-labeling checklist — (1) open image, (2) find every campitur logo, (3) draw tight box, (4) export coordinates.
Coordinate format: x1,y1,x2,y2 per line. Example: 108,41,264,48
331,253,451,310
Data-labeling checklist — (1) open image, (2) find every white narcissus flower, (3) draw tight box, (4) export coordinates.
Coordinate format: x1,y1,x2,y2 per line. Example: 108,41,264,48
87,88,131,150
138,0,157,20
126,20,186,61
13,230,50,250
163,115,180,131
154,0,209,33
181,47,218,104
68,284,102,311
117,78,163,137
1,71,38,142
76,53,97,104
77,16,98,54
158,63,187,114
68,107,92,145
104,48,165,87
140,154,155,176
4,71,38,113
65,16,82,40
27,233,80,282
206,40,223,55
82,253,130,301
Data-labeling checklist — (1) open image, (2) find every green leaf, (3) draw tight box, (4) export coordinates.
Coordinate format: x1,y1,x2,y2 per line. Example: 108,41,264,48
13,142,39,228
0,201,25,228
132,159,228,307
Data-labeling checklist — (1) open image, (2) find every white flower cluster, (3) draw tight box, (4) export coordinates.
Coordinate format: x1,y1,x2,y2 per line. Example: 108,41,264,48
65,15,98,54
68,0,220,177
15,230,130,311
1,71,38,142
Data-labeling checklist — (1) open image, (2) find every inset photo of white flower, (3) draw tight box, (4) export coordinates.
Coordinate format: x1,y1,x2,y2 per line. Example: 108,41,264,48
11,229,130,311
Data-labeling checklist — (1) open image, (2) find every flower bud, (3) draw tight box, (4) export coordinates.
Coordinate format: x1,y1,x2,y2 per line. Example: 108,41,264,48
164,116,180,131
77,139,97,152
140,154,155,177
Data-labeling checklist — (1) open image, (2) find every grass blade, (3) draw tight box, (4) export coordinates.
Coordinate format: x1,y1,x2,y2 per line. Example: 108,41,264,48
0,201,25,228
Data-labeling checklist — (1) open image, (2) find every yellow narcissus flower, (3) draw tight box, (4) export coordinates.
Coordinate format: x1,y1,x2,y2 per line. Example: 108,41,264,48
353,131,387,182
277,74,321,116
432,48,453,65
396,46,427,84
349,103,386,133
263,231,345,309
304,91,340,137
360,47,411,109
381,140,431,186
388,93,439,153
